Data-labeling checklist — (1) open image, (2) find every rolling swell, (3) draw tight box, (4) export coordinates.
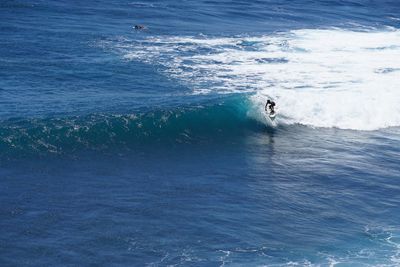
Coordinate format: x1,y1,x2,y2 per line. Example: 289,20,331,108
0,96,263,157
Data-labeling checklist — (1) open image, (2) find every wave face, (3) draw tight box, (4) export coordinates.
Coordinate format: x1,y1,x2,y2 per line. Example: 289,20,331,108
0,96,263,157
114,28,400,130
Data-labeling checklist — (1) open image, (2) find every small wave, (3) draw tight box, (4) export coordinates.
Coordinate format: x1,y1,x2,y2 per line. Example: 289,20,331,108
364,225,400,265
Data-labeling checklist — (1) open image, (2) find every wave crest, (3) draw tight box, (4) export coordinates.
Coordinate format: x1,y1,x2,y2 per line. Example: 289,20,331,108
0,97,263,157
114,28,400,130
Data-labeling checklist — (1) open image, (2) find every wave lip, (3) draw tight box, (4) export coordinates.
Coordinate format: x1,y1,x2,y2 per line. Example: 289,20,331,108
116,28,400,131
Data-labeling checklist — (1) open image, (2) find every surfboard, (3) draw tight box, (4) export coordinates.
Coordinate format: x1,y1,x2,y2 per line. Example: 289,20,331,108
268,112,276,121
265,102,277,124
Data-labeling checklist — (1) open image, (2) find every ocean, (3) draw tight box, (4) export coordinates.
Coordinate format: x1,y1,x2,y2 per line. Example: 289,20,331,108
1,0,400,266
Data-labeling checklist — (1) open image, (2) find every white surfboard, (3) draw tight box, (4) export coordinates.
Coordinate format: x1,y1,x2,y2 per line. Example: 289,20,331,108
265,106,277,126
268,112,276,120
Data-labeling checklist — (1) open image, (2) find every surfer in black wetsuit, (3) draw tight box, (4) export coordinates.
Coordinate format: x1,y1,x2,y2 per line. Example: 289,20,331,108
134,24,146,30
265,100,276,115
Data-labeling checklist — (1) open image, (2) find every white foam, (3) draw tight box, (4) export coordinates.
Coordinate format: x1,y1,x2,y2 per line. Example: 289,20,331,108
118,28,400,130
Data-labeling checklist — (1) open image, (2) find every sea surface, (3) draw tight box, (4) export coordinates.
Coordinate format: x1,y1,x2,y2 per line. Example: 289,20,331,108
1,0,400,266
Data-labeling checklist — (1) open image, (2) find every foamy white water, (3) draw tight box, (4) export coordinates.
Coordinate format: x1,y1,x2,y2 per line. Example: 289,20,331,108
119,28,400,130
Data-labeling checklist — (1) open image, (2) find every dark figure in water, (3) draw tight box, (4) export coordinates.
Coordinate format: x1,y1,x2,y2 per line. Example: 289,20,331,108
134,25,146,30
265,100,276,115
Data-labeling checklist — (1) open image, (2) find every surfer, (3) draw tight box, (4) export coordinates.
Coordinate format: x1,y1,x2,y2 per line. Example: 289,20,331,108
265,100,276,115
134,24,146,30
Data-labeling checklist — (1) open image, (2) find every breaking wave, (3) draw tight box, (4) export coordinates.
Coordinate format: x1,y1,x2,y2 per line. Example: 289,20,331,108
0,96,267,157
113,27,400,130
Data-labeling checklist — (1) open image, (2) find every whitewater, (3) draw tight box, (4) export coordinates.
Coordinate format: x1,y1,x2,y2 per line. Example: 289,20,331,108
116,28,400,130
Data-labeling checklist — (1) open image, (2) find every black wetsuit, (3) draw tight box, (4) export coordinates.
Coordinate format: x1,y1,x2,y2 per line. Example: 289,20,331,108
266,101,276,114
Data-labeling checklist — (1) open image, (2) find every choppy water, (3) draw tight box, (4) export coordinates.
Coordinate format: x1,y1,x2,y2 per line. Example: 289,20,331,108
1,0,400,266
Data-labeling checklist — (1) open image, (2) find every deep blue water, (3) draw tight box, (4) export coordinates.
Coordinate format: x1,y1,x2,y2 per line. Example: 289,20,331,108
1,0,400,266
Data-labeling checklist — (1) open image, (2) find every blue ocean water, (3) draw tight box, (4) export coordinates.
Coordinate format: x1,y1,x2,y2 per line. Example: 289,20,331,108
1,0,400,266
